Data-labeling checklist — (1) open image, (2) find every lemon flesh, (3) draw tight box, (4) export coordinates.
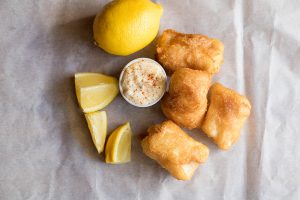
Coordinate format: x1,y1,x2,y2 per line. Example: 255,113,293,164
105,122,132,164
75,73,119,113
93,0,163,56
85,111,107,153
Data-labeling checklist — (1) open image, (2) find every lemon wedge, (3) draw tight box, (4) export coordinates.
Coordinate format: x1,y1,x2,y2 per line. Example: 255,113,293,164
75,73,119,113
105,122,132,164
85,111,107,153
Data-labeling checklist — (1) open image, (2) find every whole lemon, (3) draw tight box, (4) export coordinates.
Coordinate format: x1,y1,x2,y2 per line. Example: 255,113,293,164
93,0,163,56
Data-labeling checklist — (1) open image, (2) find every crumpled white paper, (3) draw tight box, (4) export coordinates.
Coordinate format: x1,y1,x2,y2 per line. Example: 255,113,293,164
0,0,299,199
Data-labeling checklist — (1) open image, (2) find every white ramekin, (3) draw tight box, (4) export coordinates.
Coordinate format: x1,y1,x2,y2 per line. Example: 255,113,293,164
119,58,167,108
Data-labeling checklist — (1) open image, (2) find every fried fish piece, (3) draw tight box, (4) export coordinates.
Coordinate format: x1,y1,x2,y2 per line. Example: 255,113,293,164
141,120,209,180
161,68,211,129
156,29,224,74
201,83,251,150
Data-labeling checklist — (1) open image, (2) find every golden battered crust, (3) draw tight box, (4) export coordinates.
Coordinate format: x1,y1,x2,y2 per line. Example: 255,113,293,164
156,29,224,74
201,83,251,150
161,68,211,129
141,120,209,180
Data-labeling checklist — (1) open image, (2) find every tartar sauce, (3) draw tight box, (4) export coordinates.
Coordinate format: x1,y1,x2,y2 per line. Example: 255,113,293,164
120,59,166,106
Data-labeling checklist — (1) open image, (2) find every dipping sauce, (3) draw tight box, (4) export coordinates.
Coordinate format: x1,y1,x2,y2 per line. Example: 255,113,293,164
120,58,167,107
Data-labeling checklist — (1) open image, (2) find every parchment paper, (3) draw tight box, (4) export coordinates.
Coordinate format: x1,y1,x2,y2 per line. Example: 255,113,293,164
0,0,300,199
